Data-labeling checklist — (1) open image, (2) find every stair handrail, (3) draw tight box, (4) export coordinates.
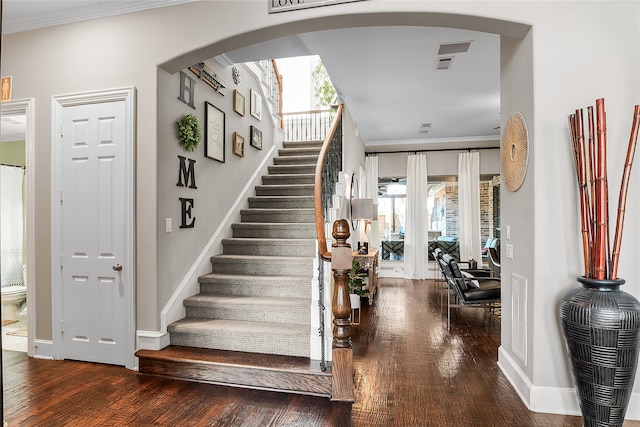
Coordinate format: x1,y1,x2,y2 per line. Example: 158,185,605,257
270,59,284,130
283,109,334,142
314,103,344,262
312,103,353,402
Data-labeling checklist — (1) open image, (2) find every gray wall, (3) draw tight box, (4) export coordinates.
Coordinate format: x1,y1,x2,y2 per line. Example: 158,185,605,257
156,61,278,310
499,30,537,393
340,105,366,247
377,148,500,178
0,140,26,167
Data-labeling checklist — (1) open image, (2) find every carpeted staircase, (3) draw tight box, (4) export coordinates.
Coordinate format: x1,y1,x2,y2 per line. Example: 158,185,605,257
137,140,333,396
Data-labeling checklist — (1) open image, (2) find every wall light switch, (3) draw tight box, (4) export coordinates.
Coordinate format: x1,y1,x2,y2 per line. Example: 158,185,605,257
506,244,514,260
506,225,511,240
165,218,172,233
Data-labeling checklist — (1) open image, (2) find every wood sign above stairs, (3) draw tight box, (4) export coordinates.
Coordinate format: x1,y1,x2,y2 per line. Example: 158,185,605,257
136,140,333,396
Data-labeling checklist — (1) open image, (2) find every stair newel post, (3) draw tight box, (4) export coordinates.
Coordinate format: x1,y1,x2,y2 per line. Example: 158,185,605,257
330,219,354,402
331,220,352,348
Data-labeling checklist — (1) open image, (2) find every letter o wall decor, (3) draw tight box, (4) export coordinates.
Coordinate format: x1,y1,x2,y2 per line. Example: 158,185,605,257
502,112,529,192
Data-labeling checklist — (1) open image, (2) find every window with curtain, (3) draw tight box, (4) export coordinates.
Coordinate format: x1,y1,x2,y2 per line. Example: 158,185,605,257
379,174,500,263
377,178,406,261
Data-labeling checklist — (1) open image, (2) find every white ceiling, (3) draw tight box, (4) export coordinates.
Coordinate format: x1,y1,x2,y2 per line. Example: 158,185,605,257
224,26,500,151
1,0,198,34
1,1,501,151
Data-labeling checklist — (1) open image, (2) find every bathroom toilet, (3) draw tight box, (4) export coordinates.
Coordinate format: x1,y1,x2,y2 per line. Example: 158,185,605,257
1,285,26,321
1,265,27,322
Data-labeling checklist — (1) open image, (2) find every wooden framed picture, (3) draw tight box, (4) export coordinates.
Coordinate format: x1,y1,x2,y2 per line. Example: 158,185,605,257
232,132,245,158
250,89,262,120
233,89,245,116
205,102,225,163
250,126,262,150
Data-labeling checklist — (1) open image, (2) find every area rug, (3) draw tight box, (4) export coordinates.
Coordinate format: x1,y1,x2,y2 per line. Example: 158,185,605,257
2,319,18,326
6,328,27,337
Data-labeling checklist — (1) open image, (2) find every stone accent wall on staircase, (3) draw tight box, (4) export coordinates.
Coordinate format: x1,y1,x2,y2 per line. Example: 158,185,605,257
168,140,323,358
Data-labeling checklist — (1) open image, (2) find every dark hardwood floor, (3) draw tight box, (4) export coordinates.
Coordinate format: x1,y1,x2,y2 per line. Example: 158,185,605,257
3,277,640,426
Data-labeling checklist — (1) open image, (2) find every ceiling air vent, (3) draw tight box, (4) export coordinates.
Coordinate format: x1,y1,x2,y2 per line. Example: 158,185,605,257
437,57,453,70
438,41,472,55
419,123,431,134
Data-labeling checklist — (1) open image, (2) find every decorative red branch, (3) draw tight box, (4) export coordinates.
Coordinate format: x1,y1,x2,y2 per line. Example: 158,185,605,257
587,106,596,271
593,99,608,280
610,105,640,279
569,111,592,277
575,109,593,278
571,99,640,280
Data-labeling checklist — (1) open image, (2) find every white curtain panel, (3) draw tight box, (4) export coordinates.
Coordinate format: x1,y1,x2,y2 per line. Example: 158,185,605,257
1,165,25,286
364,155,380,249
457,151,482,263
404,154,429,279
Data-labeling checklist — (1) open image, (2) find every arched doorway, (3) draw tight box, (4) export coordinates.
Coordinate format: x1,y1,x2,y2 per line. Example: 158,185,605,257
157,5,534,409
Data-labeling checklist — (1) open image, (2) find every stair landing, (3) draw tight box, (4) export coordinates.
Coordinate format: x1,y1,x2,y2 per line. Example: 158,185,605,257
136,346,332,397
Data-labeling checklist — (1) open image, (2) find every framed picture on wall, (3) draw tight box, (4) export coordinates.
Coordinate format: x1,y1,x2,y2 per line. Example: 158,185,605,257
250,126,262,150
205,102,225,163
233,90,245,116
232,132,245,158
250,89,262,120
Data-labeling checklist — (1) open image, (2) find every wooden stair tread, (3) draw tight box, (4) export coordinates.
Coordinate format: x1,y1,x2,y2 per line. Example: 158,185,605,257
211,254,314,262
262,175,315,179
184,294,309,307
136,346,330,375
231,222,315,227
136,346,332,397
248,195,314,200
199,273,311,282
169,317,309,335
240,207,314,212
273,162,316,167
222,237,316,244
257,181,315,184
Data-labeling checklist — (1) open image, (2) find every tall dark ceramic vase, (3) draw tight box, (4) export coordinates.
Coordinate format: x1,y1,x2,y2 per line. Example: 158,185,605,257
560,276,640,427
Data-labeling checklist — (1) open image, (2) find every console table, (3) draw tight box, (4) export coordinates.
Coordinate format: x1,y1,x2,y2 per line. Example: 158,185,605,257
353,248,379,304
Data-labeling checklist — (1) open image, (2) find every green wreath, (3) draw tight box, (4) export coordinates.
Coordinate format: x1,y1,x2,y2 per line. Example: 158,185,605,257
176,114,201,152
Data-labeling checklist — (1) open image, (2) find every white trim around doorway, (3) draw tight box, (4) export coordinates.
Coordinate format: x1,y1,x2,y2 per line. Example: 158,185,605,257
1,98,36,358
51,87,136,369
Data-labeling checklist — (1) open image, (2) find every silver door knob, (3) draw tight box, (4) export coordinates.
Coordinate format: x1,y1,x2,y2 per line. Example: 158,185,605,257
112,264,123,271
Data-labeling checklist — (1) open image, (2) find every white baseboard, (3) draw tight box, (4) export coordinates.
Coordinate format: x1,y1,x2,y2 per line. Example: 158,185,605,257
498,345,640,420
498,345,533,405
136,330,170,351
378,262,405,278
31,339,54,360
530,385,582,417
626,393,640,419
134,330,171,371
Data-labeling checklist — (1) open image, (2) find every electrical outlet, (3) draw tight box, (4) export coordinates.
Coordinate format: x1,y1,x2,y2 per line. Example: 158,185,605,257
165,218,172,233
506,244,514,260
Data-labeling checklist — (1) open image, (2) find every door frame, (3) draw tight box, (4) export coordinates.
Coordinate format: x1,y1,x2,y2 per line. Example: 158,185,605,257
51,87,136,368
1,98,35,357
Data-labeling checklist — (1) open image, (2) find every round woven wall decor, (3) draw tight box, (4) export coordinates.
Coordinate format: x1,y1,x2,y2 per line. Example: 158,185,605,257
502,112,529,192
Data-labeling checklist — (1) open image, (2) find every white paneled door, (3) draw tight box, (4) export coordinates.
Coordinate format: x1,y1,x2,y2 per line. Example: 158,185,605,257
53,88,135,367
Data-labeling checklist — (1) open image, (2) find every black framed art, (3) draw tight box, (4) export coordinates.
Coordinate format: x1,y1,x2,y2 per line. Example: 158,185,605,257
232,132,245,158
205,102,225,163
250,126,262,150
233,89,245,116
